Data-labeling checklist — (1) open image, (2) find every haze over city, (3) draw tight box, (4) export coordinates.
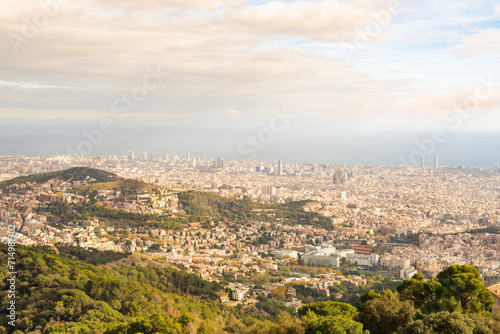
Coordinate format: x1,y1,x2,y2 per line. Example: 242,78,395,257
3,1,500,332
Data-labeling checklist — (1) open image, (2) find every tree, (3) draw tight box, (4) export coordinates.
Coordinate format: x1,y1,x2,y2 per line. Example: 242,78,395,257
356,290,415,334
397,274,442,310
304,316,368,334
299,302,368,334
272,286,287,300
398,311,495,334
299,301,358,318
436,265,494,313
360,290,381,304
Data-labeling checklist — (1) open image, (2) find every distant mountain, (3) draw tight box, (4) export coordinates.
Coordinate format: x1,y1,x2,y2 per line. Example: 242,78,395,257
0,167,119,190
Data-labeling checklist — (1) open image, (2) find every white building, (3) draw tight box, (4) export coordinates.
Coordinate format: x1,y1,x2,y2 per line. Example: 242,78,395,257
346,253,379,266
303,244,354,267
400,266,418,280
231,288,249,301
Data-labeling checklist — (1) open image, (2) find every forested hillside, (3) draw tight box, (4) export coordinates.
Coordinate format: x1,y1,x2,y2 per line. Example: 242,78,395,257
0,167,118,190
1,245,499,334
0,244,235,333
178,191,332,229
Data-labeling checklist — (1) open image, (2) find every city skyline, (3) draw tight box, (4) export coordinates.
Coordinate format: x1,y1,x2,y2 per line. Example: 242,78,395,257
0,151,498,171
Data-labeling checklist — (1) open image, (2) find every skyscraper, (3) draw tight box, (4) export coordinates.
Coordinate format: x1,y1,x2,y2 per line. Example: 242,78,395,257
278,160,283,176
433,154,438,169
127,151,134,160
420,154,425,168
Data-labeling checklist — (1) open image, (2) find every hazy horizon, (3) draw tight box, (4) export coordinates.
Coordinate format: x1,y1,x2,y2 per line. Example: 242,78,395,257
1,127,499,168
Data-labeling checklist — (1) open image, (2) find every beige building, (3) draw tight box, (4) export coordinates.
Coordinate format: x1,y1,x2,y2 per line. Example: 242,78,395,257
487,283,500,314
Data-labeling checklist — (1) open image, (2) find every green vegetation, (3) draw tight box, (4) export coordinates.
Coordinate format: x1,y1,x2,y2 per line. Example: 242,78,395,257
397,266,494,314
299,302,367,334
55,246,132,266
0,244,231,333
37,202,187,229
179,192,332,229
356,290,414,334
400,311,500,334
1,245,498,334
0,167,117,190
454,226,500,235
72,179,158,198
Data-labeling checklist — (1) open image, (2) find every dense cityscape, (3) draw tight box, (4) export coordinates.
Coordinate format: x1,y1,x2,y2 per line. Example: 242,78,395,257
1,154,499,315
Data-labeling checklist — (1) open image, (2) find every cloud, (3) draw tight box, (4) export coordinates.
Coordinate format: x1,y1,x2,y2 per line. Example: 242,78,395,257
495,5,500,16
450,28,500,55
0,108,186,119
395,83,500,114
213,0,398,42
1,0,408,120
1,0,499,133
226,108,239,116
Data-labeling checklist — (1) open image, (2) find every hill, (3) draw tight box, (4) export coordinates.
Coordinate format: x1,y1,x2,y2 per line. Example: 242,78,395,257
0,167,118,190
72,178,157,197
1,247,499,334
0,244,231,333
178,191,333,229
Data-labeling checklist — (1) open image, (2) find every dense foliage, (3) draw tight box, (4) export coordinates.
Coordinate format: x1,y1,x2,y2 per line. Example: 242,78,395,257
397,266,494,314
0,167,117,190
1,244,499,334
38,202,186,229
0,245,230,333
54,246,132,265
178,192,333,229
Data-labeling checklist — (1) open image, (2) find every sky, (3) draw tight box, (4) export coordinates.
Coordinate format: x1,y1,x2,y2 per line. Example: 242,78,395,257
1,0,500,166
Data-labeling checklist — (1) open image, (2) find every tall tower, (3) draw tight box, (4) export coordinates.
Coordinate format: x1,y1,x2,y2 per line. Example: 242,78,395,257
278,160,283,176
420,154,425,169
333,168,347,185
433,154,439,169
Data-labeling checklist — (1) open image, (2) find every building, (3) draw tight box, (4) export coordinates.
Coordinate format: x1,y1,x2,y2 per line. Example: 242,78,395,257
217,157,224,168
400,266,418,280
333,168,347,185
231,288,249,301
262,186,276,196
303,244,354,267
127,151,135,160
433,154,438,169
487,283,500,314
420,154,425,168
380,256,410,269
278,160,283,176
346,253,379,266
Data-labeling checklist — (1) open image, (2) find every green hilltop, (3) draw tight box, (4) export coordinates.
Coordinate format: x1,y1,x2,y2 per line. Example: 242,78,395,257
0,167,118,190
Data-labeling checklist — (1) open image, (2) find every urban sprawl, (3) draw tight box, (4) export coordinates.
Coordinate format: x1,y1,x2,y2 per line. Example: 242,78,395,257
1,154,499,306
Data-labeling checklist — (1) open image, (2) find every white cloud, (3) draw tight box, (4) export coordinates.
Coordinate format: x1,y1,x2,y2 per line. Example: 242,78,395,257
226,108,239,116
495,5,500,16
1,0,500,131
450,28,500,55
